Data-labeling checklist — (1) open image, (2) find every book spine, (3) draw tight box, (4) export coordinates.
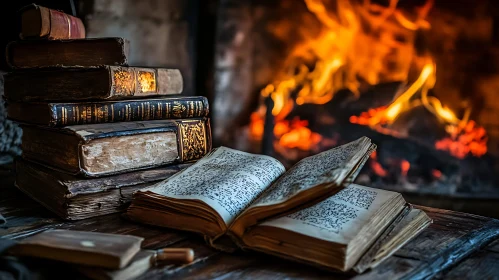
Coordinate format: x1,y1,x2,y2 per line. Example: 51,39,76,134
49,97,209,126
44,6,86,40
5,38,129,69
109,67,183,97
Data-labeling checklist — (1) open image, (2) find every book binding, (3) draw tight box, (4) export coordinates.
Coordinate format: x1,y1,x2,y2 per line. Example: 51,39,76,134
20,4,85,40
47,97,209,126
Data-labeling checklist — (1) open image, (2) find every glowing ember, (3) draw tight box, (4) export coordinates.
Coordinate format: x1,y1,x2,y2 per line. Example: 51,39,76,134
249,113,322,151
401,160,410,177
435,121,488,159
432,169,442,179
280,125,322,150
370,151,387,177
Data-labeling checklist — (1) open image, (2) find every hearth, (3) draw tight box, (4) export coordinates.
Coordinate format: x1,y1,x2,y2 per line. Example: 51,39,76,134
211,0,499,215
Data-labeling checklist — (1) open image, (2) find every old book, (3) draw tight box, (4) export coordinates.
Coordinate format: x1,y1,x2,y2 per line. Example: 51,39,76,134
7,96,209,126
368,208,431,269
77,250,155,280
20,4,85,40
126,137,431,273
9,230,142,269
15,158,192,220
20,118,211,177
6,38,129,68
4,66,183,102
77,248,194,280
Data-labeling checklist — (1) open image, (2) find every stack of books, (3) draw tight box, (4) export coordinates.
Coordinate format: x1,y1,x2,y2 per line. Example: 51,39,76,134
4,4,212,220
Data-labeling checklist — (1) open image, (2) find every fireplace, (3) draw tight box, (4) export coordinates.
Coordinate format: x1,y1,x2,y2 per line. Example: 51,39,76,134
211,0,499,216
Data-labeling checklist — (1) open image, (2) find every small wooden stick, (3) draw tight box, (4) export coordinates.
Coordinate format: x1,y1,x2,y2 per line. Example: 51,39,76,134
152,248,194,265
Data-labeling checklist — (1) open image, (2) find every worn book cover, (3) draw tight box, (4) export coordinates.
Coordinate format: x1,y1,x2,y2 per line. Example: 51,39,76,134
7,96,209,127
4,66,184,102
6,38,129,68
20,118,211,177
126,137,432,273
20,4,85,40
9,230,142,269
15,158,192,220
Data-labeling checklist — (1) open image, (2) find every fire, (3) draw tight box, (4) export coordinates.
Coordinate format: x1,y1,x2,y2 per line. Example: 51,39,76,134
249,113,322,151
249,0,488,161
350,60,488,159
279,124,322,151
401,160,410,177
432,169,442,179
370,151,387,177
435,121,488,159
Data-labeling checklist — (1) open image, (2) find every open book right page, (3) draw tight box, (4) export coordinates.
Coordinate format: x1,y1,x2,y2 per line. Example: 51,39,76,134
255,184,401,246
241,184,406,271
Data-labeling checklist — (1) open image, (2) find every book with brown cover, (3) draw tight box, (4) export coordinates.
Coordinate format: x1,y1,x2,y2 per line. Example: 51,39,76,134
20,118,211,177
7,96,209,127
4,66,184,102
6,38,129,68
20,4,85,40
15,158,192,220
9,230,142,269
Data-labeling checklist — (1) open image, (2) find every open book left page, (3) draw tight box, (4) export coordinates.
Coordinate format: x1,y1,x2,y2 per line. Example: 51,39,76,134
127,147,286,238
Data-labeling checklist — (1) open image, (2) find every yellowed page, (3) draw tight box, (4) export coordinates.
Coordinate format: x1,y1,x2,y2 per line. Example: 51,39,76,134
258,184,398,244
139,147,285,225
249,137,374,209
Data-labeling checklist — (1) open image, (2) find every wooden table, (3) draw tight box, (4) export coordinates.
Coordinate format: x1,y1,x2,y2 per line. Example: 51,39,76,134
1,168,499,279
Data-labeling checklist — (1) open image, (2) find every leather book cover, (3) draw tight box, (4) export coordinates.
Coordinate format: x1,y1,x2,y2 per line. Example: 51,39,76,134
20,118,212,177
6,38,129,68
14,158,192,220
9,230,142,269
4,66,184,102
7,96,209,126
20,4,85,40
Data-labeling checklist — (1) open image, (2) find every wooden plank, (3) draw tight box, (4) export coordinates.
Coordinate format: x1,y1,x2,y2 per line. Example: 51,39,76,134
440,250,499,279
395,206,492,261
2,170,499,279
395,206,499,279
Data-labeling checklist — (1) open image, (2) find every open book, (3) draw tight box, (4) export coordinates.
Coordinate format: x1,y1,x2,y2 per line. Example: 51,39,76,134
126,137,431,272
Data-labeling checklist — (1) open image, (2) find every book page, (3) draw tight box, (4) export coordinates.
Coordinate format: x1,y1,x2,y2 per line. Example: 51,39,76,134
249,137,373,208
141,147,286,225
258,184,397,245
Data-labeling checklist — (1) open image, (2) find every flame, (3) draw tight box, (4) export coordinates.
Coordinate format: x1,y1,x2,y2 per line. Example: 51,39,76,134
350,61,488,159
350,62,437,127
435,121,488,159
432,169,442,179
249,113,322,151
249,0,488,163
370,151,387,177
401,160,410,176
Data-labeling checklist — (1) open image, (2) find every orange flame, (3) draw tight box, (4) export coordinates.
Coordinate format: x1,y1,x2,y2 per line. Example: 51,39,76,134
249,0,488,162
370,151,388,177
432,169,442,179
435,121,488,159
350,61,488,159
252,0,432,149
401,160,410,176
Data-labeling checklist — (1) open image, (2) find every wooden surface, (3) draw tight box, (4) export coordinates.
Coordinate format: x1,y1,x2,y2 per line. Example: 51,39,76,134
1,167,499,279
